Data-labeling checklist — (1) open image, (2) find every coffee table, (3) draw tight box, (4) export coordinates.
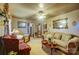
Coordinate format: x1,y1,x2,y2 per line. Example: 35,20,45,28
42,41,60,55
45,44,58,55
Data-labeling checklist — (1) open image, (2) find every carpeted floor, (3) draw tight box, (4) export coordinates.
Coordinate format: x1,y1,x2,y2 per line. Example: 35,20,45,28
27,38,47,55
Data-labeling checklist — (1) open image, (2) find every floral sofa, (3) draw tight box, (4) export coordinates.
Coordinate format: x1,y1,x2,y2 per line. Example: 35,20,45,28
43,32,79,54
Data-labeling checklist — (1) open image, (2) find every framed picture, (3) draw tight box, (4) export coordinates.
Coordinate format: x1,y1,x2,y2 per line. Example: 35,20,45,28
18,21,26,28
53,18,68,29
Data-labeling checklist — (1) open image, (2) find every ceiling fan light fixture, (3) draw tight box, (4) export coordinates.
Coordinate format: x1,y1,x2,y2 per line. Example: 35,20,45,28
38,15,46,20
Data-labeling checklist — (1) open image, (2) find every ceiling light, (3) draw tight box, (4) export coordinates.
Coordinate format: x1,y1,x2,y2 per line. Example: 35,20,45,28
39,3,44,11
39,3,44,8
39,15,45,19
38,15,46,21
37,3,46,22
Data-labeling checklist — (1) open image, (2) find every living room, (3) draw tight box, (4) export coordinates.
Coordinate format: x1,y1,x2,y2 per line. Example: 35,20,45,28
0,3,79,55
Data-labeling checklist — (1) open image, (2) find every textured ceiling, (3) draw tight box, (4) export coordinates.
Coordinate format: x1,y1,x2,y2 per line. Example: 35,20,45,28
8,3,79,20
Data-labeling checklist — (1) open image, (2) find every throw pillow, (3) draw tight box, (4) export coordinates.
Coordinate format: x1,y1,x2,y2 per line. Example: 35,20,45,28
61,34,72,42
53,33,61,40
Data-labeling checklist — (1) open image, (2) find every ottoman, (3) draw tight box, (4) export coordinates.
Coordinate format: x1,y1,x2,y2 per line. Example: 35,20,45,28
18,40,31,55
19,43,31,55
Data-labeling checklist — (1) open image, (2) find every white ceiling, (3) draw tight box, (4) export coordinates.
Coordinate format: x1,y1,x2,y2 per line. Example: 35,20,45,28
9,4,38,18
8,3,79,20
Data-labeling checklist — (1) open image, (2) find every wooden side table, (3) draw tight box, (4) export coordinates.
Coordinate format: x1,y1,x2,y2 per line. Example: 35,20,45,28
46,44,58,55
42,41,58,55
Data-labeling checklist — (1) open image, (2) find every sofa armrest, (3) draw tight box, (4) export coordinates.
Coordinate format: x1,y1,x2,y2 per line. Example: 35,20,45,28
67,37,79,54
67,42,77,54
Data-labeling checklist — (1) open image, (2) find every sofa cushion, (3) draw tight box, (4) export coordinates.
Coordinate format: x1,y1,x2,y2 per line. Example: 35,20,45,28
51,33,54,38
52,39,67,48
53,33,61,40
61,34,72,42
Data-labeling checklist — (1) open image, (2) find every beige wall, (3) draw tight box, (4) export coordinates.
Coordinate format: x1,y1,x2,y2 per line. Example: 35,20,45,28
0,4,4,10
47,9,79,36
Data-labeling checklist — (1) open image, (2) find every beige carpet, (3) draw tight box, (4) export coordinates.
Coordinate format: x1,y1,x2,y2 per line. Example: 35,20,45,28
27,38,47,55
